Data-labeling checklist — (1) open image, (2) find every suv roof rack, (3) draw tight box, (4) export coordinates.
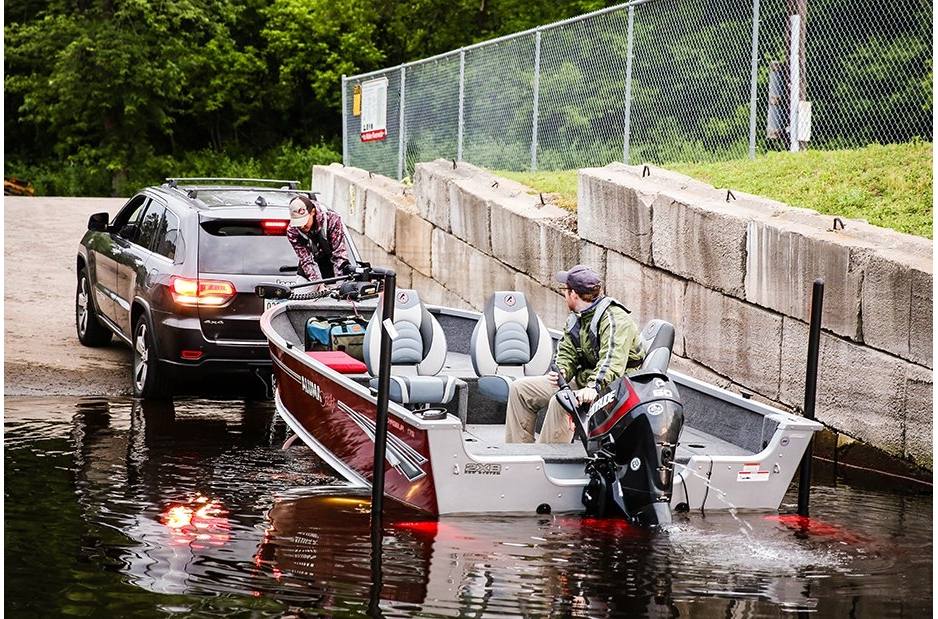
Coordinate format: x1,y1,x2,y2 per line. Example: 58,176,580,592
165,177,300,189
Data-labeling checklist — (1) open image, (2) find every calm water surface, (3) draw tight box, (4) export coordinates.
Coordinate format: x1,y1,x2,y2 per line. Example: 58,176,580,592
4,397,932,617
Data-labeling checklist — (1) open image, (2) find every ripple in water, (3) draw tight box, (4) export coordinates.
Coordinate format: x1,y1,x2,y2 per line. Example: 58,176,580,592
4,396,932,617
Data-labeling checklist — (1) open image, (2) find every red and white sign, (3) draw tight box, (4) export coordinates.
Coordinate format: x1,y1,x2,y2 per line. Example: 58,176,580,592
737,462,770,482
360,77,388,142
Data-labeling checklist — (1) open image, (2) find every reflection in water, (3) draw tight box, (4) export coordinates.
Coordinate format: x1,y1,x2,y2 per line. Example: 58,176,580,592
4,396,933,617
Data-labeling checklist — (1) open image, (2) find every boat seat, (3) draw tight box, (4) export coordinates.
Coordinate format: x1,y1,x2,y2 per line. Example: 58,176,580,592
469,291,553,402
639,319,675,373
363,288,461,405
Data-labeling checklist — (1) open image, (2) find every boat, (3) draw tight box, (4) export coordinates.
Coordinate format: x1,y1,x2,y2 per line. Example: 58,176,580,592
259,271,822,524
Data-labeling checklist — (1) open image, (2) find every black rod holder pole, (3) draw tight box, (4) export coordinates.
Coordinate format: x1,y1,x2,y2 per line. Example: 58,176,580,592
798,278,824,517
371,270,396,532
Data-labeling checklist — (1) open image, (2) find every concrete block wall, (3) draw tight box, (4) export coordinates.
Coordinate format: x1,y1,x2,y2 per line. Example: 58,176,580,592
313,160,933,470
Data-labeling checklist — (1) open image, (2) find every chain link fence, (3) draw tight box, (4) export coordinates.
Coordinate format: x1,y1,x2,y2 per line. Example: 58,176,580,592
343,0,932,179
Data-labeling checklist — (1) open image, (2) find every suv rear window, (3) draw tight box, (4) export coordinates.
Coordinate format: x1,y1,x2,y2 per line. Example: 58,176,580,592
198,219,298,275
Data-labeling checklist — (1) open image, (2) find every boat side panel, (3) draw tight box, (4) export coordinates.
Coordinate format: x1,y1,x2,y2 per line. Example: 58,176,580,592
272,344,440,515
671,417,816,511
426,428,587,515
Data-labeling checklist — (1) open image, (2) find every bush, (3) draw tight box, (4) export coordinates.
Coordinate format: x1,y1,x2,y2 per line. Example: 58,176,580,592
5,141,341,196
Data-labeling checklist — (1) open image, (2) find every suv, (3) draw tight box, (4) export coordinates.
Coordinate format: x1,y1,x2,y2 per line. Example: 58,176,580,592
76,178,361,398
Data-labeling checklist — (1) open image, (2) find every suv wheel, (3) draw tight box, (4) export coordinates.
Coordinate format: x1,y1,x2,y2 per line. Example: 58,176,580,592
76,267,112,346
133,315,172,399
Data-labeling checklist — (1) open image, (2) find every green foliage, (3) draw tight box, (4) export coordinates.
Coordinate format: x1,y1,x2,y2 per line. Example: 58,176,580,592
5,141,340,196
498,142,934,238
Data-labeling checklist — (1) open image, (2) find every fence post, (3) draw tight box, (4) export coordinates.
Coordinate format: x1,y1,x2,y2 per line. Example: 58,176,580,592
788,14,801,152
747,0,761,160
622,5,636,164
397,66,407,180
341,75,349,166
530,29,542,172
457,49,465,162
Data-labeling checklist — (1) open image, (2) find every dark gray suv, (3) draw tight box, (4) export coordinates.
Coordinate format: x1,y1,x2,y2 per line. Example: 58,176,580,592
76,178,360,398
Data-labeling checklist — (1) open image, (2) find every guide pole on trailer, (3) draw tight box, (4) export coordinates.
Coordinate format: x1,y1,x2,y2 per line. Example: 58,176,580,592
798,278,824,517
371,269,397,529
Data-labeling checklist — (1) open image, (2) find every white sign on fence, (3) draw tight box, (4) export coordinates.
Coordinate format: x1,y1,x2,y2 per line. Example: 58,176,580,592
360,77,388,142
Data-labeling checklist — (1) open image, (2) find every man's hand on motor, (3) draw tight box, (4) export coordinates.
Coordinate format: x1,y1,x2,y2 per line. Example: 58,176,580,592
547,371,561,387
574,387,598,405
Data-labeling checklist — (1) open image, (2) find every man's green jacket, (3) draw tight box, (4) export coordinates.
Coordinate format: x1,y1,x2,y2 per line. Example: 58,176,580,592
554,297,643,392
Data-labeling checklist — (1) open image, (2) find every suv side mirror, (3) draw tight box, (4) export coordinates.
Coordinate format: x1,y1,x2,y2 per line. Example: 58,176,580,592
88,212,109,232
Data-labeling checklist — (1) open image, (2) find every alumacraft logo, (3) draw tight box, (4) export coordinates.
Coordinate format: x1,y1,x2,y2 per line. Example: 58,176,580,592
337,401,428,481
301,376,322,402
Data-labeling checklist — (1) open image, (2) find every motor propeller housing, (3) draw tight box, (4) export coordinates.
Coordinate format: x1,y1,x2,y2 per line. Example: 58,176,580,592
562,371,684,526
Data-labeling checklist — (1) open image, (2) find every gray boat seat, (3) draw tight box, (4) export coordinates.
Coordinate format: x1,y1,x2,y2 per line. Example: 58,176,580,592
639,319,675,372
470,291,553,402
364,288,459,405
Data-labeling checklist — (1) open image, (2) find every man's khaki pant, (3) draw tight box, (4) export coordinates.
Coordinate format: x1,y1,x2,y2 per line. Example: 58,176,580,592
504,375,578,444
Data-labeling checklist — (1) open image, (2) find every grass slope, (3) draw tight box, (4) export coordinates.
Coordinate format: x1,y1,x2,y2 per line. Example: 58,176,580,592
499,142,933,238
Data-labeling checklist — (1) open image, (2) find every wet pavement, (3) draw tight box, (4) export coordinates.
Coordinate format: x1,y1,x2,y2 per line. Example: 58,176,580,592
4,396,932,617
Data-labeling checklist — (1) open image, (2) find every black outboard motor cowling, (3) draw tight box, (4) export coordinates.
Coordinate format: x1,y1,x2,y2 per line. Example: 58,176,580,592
574,372,683,526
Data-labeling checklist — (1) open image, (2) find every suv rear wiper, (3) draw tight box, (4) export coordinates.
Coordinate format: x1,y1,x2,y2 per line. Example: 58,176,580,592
279,265,299,273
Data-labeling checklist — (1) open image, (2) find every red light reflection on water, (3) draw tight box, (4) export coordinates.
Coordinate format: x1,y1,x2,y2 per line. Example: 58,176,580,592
160,495,231,548
764,514,867,544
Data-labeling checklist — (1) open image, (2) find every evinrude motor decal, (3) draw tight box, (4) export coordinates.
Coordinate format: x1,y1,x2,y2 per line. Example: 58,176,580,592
337,401,428,482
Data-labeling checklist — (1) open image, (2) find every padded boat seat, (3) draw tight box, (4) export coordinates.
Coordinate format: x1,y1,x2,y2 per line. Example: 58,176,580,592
470,291,553,403
368,375,461,405
363,288,457,406
305,350,367,374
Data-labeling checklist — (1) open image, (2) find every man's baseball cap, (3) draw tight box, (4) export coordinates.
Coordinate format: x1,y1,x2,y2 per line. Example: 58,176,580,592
288,196,313,227
554,265,602,294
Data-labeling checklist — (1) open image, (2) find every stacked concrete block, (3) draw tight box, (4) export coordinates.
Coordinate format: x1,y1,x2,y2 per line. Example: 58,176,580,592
412,160,455,231
909,266,933,368
605,251,686,356
513,271,568,329
394,208,433,277
651,192,750,297
448,177,492,254
779,317,909,460
412,270,472,311
431,228,515,310
348,230,413,289
745,220,868,340
539,223,581,289
578,165,654,263
683,282,783,397
903,364,933,467
579,241,607,280
311,164,336,208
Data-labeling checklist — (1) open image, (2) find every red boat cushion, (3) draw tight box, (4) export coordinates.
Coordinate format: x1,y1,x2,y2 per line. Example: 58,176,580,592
305,350,368,374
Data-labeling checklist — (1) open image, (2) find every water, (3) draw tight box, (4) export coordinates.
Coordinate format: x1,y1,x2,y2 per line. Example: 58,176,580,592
5,397,932,617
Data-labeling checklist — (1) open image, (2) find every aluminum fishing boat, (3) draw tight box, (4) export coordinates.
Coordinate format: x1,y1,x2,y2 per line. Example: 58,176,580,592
260,287,822,521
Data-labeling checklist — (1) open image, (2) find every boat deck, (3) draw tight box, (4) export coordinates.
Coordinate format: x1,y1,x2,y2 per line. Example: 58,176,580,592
463,422,754,464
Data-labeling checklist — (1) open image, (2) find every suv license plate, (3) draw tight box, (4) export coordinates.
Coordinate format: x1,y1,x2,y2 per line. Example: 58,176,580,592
264,298,287,311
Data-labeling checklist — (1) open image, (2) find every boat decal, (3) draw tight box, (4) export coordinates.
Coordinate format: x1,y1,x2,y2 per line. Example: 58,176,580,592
464,463,501,475
336,401,428,482
272,354,304,384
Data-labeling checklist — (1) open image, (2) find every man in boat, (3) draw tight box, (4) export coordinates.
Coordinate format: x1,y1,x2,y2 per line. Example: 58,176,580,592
287,195,353,283
505,265,644,444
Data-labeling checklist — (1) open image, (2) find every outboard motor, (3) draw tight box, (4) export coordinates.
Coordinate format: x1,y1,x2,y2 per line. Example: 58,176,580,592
555,320,683,527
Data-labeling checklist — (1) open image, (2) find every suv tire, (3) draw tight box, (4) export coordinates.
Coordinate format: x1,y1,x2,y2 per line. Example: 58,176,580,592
133,314,173,399
76,267,112,347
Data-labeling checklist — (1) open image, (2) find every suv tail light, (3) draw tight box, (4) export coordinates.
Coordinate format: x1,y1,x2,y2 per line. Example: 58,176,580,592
170,276,236,306
260,219,289,235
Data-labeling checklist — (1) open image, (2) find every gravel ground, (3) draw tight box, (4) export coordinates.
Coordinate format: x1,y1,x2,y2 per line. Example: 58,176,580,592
5,197,131,395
